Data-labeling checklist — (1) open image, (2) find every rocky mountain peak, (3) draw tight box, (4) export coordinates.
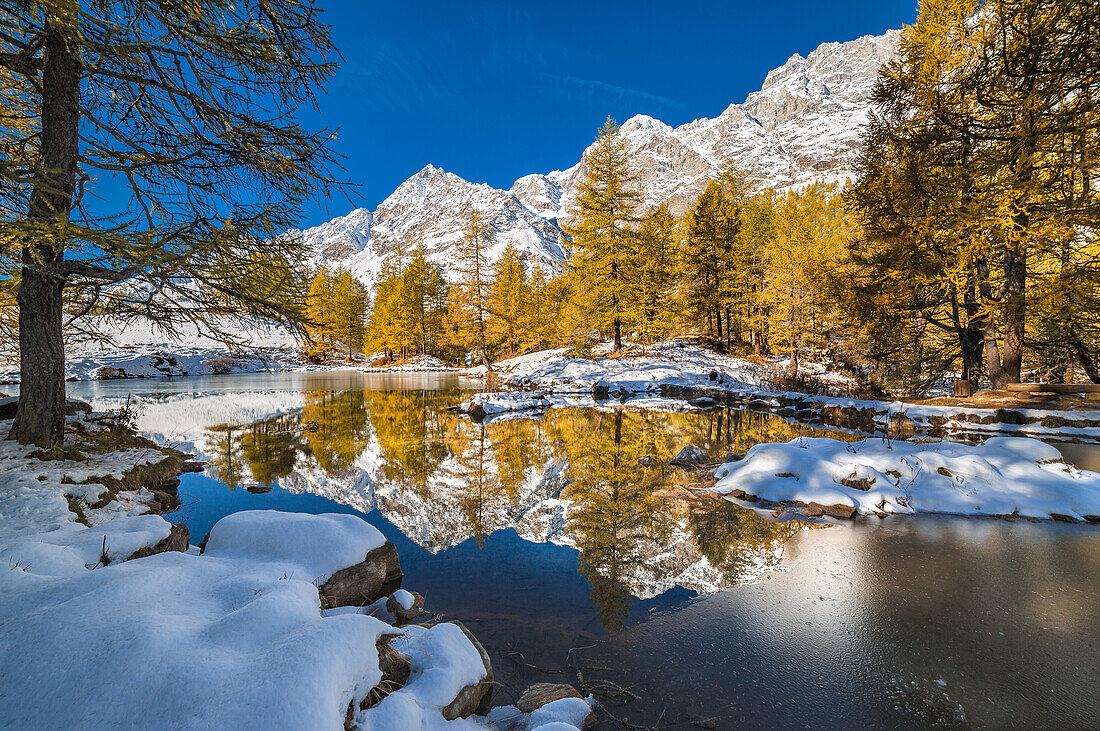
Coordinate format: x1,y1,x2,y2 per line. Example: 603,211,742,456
297,27,899,287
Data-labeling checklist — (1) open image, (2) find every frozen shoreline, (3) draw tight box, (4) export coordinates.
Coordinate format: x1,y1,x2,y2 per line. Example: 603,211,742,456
711,435,1100,522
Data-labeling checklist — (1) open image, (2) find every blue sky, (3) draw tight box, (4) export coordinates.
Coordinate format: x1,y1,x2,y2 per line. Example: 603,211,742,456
304,1,918,226
93,1,906,230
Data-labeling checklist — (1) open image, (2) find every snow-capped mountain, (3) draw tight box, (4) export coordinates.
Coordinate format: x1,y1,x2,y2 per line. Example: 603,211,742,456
300,29,899,287
297,164,569,287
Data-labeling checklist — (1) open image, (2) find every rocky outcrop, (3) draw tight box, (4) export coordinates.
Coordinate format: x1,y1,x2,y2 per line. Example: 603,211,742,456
670,445,709,467
318,542,403,608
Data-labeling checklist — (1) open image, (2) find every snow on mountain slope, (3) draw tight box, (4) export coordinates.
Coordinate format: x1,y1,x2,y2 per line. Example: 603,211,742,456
301,29,898,287
302,164,569,288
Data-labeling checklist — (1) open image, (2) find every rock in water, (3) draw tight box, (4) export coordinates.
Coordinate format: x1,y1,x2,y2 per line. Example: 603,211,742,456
318,541,403,608
386,590,424,625
441,621,494,720
671,445,708,467
516,683,595,728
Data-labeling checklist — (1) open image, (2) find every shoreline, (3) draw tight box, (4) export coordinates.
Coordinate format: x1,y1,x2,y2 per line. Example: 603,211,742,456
0,408,593,729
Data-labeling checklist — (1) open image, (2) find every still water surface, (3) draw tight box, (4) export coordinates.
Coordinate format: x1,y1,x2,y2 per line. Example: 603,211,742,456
63,371,1100,728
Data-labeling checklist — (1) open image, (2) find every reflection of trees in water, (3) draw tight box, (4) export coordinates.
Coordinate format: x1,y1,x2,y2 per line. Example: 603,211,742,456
240,422,297,491
362,389,450,497
206,424,246,490
301,390,371,474
687,498,806,585
212,394,834,631
447,420,500,548
565,411,672,633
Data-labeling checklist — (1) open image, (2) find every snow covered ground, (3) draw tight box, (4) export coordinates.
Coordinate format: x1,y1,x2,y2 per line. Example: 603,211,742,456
359,354,456,372
0,345,310,383
484,340,1100,439
0,415,593,729
492,340,763,394
712,436,1100,521
0,313,309,384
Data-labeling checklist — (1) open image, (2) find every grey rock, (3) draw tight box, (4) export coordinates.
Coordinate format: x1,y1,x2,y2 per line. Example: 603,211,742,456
127,523,189,561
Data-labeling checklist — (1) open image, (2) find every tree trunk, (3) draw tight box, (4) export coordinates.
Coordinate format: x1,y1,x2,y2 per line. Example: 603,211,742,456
1068,333,1100,384
612,317,622,353
12,270,67,445
984,328,1009,390
9,11,81,447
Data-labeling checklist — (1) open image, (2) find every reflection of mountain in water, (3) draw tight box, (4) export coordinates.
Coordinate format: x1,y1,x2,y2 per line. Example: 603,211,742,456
152,387,841,619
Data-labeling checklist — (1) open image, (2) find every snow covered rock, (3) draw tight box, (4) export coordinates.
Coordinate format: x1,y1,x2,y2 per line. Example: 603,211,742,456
492,340,760,395
713,436,1100,521
318,541,403,608
386,589,424,625
440,620,495,720
456,391,552,421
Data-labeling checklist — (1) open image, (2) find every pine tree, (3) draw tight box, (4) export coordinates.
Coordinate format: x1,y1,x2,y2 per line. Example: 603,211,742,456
847,0,1100,389
566,117,641,352
398,245,447,356
633,204,678,346
453,209,496,368
0,0,343,445
368,258,404,360
305,266,337,349
683,181,733,343
487,242,529,356
330,270,369,359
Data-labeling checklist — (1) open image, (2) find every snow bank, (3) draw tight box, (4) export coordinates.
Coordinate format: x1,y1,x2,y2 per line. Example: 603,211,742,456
360,354,454,372
0,345,305,383
713,436,1100,521
492,340,761,395
0,505,591,728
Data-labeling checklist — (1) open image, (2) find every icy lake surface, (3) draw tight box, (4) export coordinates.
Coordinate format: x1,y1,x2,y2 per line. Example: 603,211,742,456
61,371,1100,728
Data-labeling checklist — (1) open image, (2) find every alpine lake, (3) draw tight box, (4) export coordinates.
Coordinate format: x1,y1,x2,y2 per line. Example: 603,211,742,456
61,371,1100,729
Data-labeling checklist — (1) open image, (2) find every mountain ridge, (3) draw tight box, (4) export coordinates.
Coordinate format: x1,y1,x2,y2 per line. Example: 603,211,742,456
297,28,900,288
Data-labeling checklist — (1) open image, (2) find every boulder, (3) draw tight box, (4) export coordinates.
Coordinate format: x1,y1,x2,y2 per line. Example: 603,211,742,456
319,541,403,608
822,503,857,520
516,683,596,726
689,397,716,409
385,589,424,625
127,523,190,561
441,621,494,720
637,455,655,467
670,446,708,467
